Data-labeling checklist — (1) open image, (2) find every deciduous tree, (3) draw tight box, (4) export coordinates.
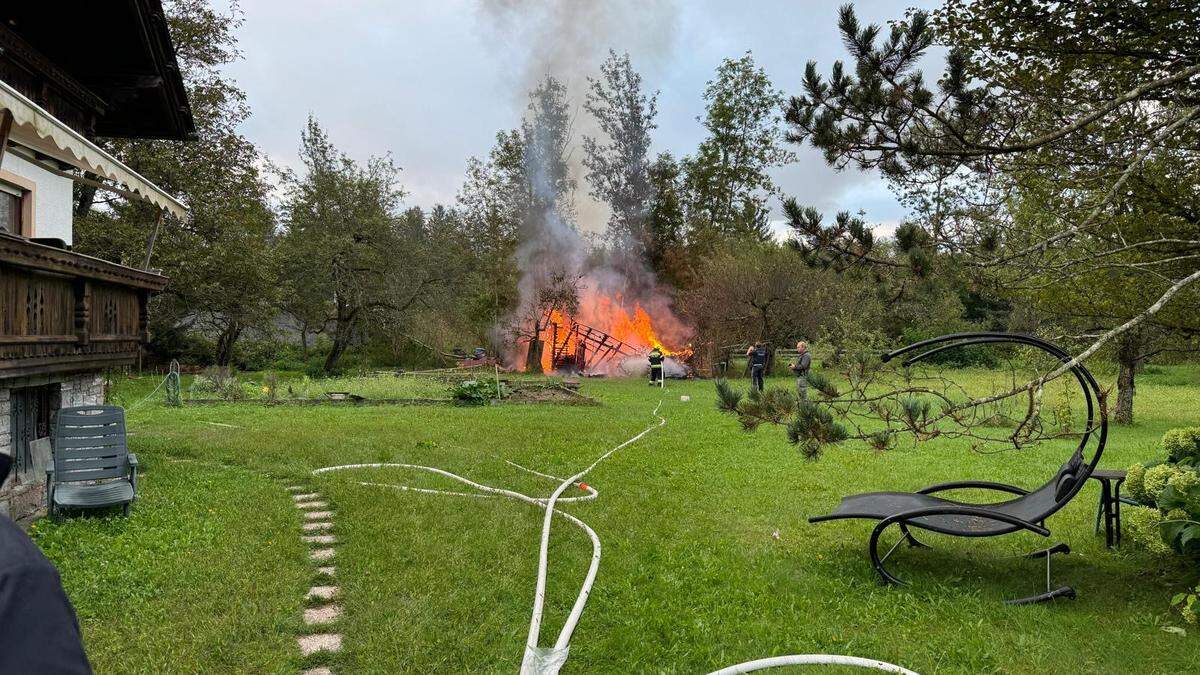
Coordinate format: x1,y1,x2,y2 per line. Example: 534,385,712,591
683,53,795,246
785,2,1200,423
280,118,443,373
583,51,658,274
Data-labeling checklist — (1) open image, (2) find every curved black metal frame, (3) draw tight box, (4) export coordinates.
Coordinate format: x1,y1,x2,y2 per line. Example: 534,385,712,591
814,332,1108,602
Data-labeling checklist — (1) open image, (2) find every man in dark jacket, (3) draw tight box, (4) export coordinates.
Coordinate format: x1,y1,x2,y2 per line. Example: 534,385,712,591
791,340,812,402
0,452,92,674
745,342,768,392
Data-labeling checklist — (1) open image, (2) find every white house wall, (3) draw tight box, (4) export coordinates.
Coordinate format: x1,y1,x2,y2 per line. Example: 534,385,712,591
2,152,74,245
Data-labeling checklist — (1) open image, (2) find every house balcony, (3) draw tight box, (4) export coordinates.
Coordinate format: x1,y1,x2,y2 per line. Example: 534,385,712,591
0,233,166,380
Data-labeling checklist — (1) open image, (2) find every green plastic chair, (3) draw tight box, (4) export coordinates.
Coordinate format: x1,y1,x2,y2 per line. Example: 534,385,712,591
47,405,138,518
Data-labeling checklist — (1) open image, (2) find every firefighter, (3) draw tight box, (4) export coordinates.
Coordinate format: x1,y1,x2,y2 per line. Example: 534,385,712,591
647,346,665,385
746,342,768,392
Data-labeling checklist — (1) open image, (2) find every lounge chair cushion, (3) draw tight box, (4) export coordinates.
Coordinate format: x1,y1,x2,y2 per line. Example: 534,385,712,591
814,487,1058,536
52,480,135,508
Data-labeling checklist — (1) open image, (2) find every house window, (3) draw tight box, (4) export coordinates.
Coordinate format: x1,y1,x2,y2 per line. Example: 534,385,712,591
0,182,21,235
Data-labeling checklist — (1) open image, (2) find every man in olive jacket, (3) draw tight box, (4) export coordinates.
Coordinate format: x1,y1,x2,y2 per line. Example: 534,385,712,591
791,341,812,402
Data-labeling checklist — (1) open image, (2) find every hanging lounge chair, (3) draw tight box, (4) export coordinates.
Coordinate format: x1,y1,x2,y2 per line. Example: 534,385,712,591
808,333,1107,605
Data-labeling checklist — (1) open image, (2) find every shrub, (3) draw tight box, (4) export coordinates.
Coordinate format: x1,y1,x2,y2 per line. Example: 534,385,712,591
1050,379,1073,433
1126,462,1149,503
738,388,796,430
1143,464,1179,504
450,379,502,406
1125,506,1173,557
1174,586,1199,625
189,367,248,401
147,328,214,366
1163,427,1200,464
787,401,848,460
714,379,743,412
1125,426,1200,625
262,372,279,403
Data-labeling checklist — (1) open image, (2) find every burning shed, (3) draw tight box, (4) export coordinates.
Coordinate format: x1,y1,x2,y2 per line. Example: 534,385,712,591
525,288,693,376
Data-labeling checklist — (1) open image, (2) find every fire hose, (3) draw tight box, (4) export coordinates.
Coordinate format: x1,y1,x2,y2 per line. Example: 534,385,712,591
313,400,916,675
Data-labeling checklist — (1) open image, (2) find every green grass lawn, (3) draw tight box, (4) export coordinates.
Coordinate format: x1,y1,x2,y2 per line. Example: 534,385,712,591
153,369,549,404
34,365,1200,673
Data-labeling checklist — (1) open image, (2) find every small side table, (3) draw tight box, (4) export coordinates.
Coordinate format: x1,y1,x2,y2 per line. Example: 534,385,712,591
1090,469,1127,549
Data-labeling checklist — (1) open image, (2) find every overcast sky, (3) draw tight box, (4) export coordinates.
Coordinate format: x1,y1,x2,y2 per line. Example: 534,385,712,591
218,1,938,236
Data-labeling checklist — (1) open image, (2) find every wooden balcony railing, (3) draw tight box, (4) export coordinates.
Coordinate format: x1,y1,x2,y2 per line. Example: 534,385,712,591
0,233,166,380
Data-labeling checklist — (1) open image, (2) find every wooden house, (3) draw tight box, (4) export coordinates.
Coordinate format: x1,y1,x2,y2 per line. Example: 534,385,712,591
0,1,193,519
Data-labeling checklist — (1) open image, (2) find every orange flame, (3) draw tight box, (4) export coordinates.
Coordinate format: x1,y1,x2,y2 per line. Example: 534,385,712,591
536,291,692,373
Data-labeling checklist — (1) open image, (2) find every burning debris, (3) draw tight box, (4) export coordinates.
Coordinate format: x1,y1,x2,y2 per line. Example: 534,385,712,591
526,288,694,376
493,55,694,378
537,311,636,374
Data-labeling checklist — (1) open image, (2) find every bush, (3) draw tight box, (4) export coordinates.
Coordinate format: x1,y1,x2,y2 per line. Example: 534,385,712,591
450,379,502,406
1163,427,1200,464
189,367,250,401
1125,506,1174,557
1126,462,1149,503
1144,464,1180,504
147,329,215,367
235,339,310,372
1126,426,1200,625
714,379,743,412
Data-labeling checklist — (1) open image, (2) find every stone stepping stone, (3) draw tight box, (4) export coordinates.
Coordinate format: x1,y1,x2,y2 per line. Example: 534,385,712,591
310,548,336,562
285,485,306,492
306,585,339,601
298,633,342,656
304,511,334,520
303,521,333,532
295,501,329,510
317,566,336,577
292,493,320,501
302,535,337,545
304,604,342,626
301,668,333,675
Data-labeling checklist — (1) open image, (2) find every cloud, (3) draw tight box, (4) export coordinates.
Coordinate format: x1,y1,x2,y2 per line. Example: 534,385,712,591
218,0,936,226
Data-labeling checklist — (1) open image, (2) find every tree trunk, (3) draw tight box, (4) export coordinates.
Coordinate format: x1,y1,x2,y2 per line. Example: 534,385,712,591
324,304,355,373
1114,332,1142,425
214,322,243,367
526,338,545,374
324,322,352,373
299,321,310,360
73,176,99,218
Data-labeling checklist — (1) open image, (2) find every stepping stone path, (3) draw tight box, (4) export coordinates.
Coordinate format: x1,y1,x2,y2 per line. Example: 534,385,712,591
286,484,343,671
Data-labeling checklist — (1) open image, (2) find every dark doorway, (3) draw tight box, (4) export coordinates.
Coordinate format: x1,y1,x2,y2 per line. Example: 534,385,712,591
9,383,60,478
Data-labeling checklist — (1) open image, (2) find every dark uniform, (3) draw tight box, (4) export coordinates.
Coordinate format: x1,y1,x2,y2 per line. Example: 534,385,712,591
747,344,767,392
648,347,664,384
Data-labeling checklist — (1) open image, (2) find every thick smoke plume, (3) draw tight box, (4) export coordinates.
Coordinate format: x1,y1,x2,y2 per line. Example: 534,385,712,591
476,0,678,231
478,1,692,374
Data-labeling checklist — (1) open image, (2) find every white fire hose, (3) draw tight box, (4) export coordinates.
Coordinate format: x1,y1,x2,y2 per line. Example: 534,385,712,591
313,400,916,675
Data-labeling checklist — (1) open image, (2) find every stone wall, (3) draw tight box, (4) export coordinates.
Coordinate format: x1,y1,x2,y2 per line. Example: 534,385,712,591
0,371,106,523
61,372,106,409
